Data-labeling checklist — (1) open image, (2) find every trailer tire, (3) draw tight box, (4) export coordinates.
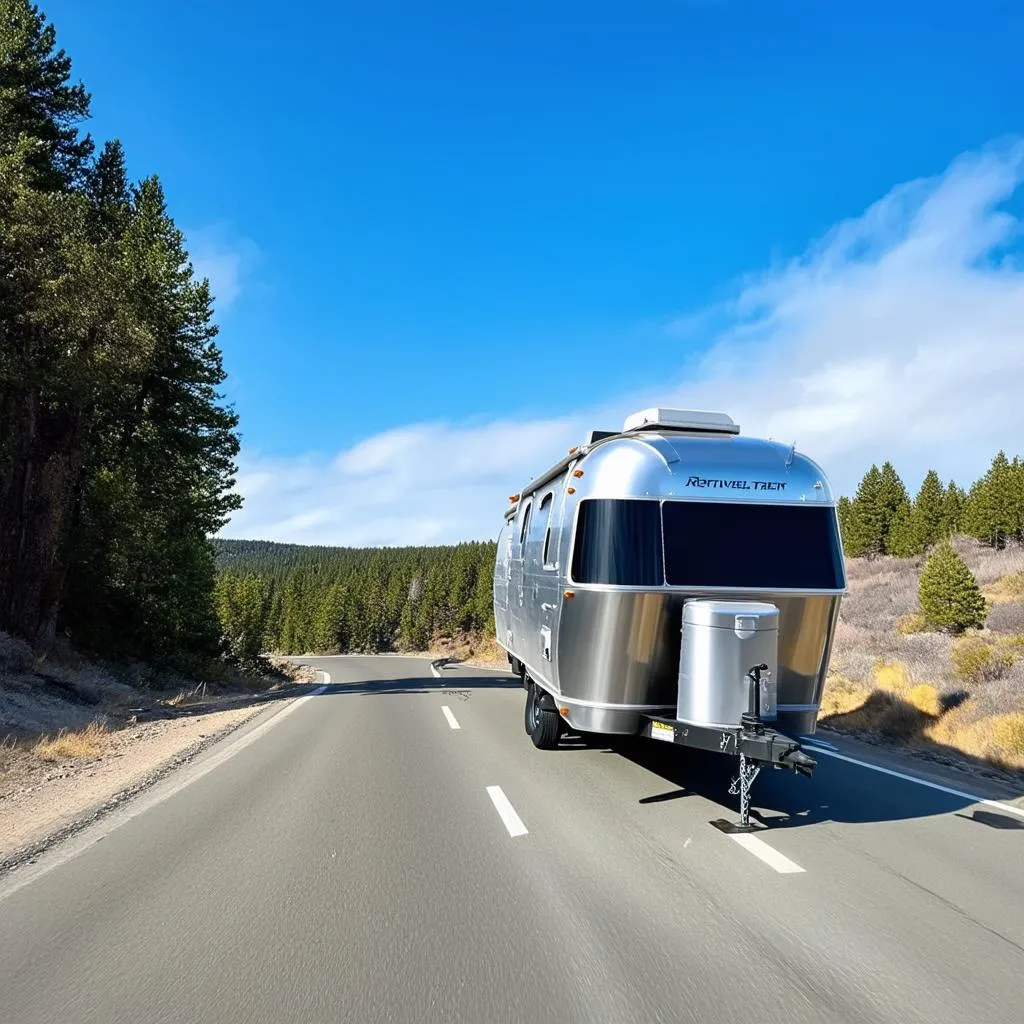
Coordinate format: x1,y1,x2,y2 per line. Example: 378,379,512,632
526,684,561,750
531,706,562,750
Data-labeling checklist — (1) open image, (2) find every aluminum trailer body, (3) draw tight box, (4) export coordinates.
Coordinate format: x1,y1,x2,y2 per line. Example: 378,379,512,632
493,408,847,826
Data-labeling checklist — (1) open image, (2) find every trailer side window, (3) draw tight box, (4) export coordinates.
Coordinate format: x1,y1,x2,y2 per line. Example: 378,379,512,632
540,492,557,569
662,502,844,589
526,491,552,562
518,500,532,547
570,499,664,585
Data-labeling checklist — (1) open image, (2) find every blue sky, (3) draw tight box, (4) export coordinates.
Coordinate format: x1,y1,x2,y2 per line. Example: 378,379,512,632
45,0,1024,544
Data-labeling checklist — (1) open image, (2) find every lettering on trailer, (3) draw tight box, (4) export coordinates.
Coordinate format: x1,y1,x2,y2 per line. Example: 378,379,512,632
684,476,787,491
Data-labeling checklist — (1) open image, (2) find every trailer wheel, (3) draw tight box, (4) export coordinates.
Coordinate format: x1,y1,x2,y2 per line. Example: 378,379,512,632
526,684,561,750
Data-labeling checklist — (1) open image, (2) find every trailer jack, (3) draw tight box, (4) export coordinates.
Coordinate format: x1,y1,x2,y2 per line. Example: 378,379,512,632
706,753,763,834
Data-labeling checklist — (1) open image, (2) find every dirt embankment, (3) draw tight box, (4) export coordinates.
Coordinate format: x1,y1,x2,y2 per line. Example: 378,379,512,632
0,639,318,872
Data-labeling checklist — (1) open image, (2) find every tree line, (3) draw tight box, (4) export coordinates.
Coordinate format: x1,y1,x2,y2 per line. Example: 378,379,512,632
0,2,239,672
837,452,1024,558
213,540,497,667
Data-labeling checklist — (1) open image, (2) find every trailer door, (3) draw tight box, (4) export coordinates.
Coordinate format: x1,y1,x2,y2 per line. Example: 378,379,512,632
528,490,558,669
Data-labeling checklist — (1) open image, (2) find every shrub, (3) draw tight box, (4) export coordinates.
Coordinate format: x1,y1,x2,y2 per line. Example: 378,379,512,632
991,714,1024,760
906,684,943,716
918,541,988,633
951,635,1015,684
897,612,928,635
0,631,35,675
873,659,912,691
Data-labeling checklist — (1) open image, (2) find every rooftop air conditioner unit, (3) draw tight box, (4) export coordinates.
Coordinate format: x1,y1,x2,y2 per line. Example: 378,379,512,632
622,408,740,435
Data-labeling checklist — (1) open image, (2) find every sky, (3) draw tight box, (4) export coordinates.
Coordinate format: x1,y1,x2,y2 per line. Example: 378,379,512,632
45,0,1024,546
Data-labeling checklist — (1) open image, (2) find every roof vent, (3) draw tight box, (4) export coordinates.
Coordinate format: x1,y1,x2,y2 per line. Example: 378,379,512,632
622,408,739,435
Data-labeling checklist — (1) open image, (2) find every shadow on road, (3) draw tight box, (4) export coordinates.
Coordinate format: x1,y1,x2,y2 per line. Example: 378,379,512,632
318,675,524,698
601,734,1024,831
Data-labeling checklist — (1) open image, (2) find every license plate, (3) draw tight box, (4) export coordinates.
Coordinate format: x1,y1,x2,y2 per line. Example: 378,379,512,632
651,721,674,743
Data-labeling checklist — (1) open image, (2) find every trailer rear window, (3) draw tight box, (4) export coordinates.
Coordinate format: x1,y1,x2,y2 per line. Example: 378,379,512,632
662,501,844,590
571,499,664,585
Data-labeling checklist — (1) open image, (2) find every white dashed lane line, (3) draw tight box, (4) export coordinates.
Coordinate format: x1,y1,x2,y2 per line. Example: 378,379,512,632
728,833,805,874
486,786,529,838
441,706,461,730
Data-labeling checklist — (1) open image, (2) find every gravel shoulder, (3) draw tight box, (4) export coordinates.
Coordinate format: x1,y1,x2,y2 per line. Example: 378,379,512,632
0,702,273,871
0,642,321,875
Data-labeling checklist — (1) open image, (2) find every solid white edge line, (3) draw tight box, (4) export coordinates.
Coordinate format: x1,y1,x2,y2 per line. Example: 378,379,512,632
486,785,528,837
729,833,805,874
809,747,1024,821
430,663,442,678
320,670,331,684
441,705,460,730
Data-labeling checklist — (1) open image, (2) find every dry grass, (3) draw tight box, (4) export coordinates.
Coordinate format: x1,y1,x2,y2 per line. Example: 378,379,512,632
950,633,1023,684
825,539,1024,771
32,720,110,762
984,571,1024,604
954,538,1024,587
925,705,1024,771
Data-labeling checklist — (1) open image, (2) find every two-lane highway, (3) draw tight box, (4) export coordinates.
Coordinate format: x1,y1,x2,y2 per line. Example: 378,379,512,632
2,655,1023,1023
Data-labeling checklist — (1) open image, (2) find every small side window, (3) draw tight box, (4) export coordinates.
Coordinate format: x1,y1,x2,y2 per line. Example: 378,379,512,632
540,493,557,569
518,500,532,546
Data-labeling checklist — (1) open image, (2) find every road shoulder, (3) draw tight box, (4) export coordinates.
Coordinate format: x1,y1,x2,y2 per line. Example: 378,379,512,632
0,685,319,876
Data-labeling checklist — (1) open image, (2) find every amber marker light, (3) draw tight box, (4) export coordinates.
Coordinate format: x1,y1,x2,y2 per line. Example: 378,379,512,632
567,486,576,495
559,707,570,716
563,590,574,599
572,469,584,478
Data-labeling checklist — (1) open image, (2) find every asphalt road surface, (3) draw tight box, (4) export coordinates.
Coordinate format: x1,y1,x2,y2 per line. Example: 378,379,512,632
3,655,1024,1024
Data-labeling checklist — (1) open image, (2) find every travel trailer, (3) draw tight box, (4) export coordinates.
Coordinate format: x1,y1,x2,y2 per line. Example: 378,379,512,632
493,408,847,829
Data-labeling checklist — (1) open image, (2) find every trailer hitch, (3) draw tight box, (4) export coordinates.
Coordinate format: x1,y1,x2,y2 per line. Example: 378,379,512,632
779,745,816,778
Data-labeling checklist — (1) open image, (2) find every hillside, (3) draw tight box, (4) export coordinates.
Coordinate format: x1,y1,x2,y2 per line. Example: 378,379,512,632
212,538,497,660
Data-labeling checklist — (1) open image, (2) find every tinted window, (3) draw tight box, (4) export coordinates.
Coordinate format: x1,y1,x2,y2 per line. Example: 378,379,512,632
662,502,843,589
571,499,664,585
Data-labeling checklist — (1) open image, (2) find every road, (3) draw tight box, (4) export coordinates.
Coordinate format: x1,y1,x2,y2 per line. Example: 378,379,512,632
2,656,1023,1024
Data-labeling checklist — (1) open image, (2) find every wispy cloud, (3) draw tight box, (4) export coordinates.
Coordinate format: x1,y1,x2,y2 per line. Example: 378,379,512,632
221,138,1024,546
186,224,260,313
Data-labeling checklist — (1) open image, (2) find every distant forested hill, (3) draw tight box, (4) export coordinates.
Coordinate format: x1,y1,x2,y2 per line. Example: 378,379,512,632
212,538,497,661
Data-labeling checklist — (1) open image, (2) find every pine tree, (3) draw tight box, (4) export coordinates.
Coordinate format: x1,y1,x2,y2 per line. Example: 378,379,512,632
845,466,886,557
964,452,1016,548
941,480,966,538
887,502,921,558
909,469,945,551
918,540,987,634
878,462,910,553
1010,456,1024,545
0,1,94,188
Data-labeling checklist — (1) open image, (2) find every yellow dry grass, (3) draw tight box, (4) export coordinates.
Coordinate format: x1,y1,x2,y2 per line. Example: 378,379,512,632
925,705,1024,770
951,633,1022,683
896,612,928,635
32,721,109,762
869,660,943,714
820,674,873,717
821,657,1024,770
983,571,1024,604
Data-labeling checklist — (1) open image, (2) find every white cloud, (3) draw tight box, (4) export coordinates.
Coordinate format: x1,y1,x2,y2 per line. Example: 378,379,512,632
186,224,260,313
220,138,1024,546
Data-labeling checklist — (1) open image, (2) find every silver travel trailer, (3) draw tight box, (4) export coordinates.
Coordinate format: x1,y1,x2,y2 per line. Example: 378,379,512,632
493,407,847,829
